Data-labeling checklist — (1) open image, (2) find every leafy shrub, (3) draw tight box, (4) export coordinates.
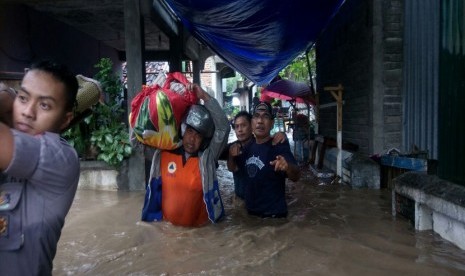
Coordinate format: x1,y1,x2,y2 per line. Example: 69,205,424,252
63,58,132,167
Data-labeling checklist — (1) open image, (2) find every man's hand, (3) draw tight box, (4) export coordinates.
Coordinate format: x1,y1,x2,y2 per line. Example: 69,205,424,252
0,122,14,171
0,85,16,127
188,83,210,102
270,155,301,182
227,142,242,172
229,142,242,158
271,131,287,145
270,155,289,172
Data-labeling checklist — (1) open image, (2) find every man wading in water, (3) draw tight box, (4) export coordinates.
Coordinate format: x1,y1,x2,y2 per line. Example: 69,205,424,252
228,102,300,218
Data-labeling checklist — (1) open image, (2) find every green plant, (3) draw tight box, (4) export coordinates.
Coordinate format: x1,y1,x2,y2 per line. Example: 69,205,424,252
90,125,132,166
279,48,316,82
222,101,240,119
63,58,132,167
63,124,87,156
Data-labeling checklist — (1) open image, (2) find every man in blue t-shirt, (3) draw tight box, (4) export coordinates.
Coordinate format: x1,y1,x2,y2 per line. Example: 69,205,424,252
225,111,288,200
229,102,300,218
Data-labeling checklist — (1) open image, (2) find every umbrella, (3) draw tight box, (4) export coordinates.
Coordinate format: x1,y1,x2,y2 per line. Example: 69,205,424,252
261,79,315,105
261,90,309,103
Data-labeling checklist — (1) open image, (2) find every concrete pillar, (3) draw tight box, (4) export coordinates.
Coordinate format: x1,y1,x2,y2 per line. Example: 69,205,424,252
415,202,433,230
434,212,465,250
371,0,385,154
124,0,145,190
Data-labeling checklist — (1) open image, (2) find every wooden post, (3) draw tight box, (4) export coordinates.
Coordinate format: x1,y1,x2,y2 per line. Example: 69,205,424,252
124,0,146,190
324,84,344,182
314,93,320,134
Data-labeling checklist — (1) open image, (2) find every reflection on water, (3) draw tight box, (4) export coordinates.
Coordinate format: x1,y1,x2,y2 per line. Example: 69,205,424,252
53,162,465,276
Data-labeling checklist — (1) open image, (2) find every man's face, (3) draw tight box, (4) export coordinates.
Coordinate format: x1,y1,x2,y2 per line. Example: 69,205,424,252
182,126,203,154
13,70,73,135
252,110,273,140
233,116,252,142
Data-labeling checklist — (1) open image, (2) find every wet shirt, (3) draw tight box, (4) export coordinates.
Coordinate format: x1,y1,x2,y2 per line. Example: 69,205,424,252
161,151,208,227
237,139,296,217
0,130,79,276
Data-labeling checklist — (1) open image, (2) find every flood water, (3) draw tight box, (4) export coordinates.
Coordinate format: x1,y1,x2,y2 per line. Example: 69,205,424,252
54,131,465,275
53,161,465,275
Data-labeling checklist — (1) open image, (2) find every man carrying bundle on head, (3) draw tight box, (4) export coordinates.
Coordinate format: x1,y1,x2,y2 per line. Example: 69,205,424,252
141,83,230,227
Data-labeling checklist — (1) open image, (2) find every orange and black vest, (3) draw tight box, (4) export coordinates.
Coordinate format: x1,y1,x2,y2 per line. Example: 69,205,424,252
160,151,208,226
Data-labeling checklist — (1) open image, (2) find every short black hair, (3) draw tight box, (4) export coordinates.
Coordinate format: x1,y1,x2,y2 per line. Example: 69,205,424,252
29,60,78,112
234,111,252,123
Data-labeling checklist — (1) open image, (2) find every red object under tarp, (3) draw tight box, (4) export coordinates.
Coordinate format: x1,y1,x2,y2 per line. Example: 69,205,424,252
261,79,315,105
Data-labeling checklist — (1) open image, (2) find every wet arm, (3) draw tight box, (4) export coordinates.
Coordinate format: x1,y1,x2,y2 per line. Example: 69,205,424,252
227,143,241,172
285,162,301,182
192,84,230,159
227,155,238,172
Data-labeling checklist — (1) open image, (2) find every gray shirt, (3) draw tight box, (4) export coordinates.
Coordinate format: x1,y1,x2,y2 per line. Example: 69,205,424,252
0,130,80,276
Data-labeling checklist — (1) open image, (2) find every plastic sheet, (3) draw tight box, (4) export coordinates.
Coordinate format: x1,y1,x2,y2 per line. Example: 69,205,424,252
129,72,197,150
164,0,345,85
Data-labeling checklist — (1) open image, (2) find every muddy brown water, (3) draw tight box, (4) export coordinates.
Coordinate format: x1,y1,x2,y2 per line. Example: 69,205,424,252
53,161,465,276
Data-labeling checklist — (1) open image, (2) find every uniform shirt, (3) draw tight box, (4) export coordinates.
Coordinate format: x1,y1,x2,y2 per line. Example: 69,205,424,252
0,130,79,276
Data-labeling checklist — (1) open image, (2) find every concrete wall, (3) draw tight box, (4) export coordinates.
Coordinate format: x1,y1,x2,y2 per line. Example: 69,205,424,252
316,0,374,154
381,0,404,152
0,4,120,79
78,161,134,191
315,0,404,156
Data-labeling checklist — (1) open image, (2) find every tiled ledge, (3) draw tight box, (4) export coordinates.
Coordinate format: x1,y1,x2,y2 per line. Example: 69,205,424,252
393,172,465,250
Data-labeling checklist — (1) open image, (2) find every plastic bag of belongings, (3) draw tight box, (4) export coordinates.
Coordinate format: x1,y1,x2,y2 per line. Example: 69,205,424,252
129,72,197,150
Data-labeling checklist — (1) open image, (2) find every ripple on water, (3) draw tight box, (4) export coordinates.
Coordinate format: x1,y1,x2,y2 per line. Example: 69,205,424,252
53,163,465,275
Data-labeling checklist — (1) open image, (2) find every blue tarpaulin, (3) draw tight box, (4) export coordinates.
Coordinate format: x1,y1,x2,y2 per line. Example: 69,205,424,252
164,0,345,85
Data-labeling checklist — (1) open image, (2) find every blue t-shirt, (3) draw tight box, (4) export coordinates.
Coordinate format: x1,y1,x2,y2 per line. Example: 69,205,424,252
237,139,297,217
